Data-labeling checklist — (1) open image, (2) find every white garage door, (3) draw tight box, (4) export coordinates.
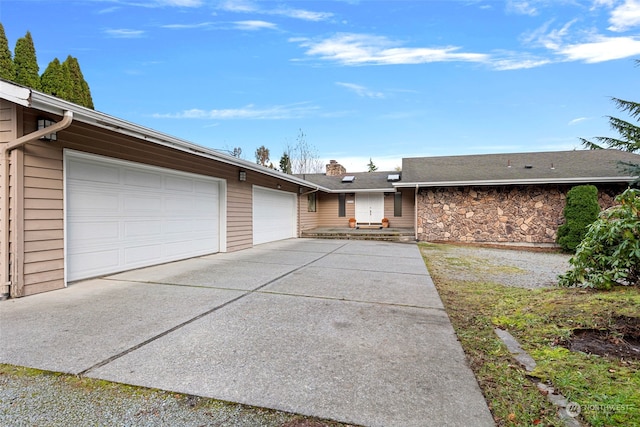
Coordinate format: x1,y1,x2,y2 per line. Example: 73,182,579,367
252,186,297,245
65,151,224,282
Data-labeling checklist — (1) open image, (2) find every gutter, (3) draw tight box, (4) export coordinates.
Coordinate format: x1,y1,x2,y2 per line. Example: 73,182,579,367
1,110,73,300
394,176,638,188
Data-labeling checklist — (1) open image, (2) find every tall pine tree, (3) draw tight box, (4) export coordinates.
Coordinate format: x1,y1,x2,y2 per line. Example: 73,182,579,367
63,55,94,109
580,60,640,179
0,23,14,80
40,58,70,99
13,31,40,90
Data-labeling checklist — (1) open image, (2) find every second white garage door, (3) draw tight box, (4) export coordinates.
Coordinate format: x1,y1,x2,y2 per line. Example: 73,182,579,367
252,186,297,245
65,150,225,282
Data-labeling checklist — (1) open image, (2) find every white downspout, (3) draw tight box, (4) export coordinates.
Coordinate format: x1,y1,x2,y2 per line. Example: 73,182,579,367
1,110,73,299
415,184,419,242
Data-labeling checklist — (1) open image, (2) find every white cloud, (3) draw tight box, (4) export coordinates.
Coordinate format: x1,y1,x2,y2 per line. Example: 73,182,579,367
157,0,203,6
295,33,489,66
608,0,640,32
336,82,385,98
559,35,640,62
218,0,332,21
523,19,577,50
233,20,277,30
162,22,213,29
568,117,589,125
104,28,145,38
491,56,551,70
153,103,320,120
506,0,538,16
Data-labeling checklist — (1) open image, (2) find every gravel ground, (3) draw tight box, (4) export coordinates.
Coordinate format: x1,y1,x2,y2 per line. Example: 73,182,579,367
0,368,349,427
420,243,573,289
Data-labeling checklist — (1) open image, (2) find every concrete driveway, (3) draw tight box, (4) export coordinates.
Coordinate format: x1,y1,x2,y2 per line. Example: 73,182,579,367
0,239,494,427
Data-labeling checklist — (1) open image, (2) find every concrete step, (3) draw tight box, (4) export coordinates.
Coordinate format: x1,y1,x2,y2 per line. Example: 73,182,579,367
301,229,415,242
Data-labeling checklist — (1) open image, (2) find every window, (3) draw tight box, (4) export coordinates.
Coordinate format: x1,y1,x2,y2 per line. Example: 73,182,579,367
338,193,346,217
394,192,402,217
307,193,317,212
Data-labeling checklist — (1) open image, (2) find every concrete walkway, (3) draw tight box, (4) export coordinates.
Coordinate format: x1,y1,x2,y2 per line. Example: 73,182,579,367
0,239,494,427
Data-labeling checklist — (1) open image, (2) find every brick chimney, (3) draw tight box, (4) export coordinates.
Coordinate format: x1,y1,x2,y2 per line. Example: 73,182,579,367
326,160,346,176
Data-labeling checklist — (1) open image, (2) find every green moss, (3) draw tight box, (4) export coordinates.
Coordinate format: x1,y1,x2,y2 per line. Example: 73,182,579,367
420,243,640,427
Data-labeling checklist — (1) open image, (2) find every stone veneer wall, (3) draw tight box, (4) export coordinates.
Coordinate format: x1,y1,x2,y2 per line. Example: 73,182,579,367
416,184,623,245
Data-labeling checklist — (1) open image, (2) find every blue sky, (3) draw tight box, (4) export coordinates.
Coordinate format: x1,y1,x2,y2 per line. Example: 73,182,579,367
2,0,640,172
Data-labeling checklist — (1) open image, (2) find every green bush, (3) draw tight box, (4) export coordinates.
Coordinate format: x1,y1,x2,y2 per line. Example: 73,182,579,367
558,188,640,290
556,185,600,252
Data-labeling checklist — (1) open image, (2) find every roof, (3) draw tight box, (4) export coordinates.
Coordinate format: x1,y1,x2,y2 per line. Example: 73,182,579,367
398,150,640,187
300,171,401,192
0,80,329,192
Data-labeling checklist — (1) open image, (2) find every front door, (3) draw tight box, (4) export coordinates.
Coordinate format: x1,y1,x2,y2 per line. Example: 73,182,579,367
355,193,384,224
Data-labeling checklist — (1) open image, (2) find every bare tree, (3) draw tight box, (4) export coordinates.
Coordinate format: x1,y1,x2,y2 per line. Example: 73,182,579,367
255,145,270,166
290,129,323,174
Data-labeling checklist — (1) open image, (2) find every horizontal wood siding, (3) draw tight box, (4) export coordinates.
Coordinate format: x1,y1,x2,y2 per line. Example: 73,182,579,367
384,188,415,228
227,180,252,251
299,192,320,232
0,101,16,292
20,123,65,295
315,192,356,227
16,107,306,295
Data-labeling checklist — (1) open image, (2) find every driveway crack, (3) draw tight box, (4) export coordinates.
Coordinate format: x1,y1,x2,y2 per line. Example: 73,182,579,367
77,242,348,377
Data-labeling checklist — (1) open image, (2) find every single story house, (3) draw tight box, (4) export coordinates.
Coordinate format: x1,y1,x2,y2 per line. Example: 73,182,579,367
1,80,327,298
301,151,639,246
2,79,639,298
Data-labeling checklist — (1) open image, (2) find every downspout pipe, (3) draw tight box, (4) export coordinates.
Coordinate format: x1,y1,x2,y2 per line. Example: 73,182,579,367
1,110,73,300
297,187,321,237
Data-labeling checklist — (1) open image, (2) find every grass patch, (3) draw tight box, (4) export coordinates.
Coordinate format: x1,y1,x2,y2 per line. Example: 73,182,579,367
420,243,640,427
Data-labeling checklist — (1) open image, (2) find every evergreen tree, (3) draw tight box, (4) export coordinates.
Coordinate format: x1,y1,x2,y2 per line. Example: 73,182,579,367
0,23,14,81
63,55,94,109
581,60,640,179
13,31,40,90
279,152,292,174
40,58,70,99
367,158,378,172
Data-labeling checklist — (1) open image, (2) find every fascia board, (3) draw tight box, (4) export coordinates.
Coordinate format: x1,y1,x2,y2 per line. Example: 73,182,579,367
0,81,31,106
325,188,395,193
393,177,638,188
24,90,330,192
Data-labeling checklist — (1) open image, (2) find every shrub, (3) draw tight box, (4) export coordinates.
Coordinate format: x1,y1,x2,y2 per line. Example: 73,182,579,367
558,188,640,290
556,185,600,252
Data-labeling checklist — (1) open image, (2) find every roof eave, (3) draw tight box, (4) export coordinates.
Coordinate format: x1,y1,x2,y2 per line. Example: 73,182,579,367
394,176,638,188
8,84,330,192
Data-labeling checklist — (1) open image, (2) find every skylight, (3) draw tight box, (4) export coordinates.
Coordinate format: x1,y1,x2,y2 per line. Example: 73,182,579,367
342,175,355,183
387,173,400,182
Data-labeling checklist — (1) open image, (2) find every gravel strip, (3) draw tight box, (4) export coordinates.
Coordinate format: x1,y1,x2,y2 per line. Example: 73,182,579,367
422,244,573,288
0,366,348,427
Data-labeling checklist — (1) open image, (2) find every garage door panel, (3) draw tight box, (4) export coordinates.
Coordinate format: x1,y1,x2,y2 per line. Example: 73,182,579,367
165,175,194,192
68,221,120,245
124,244,163,264
123,194,163,212
68,161,119,184
252,186,296,245
124,169,162,189
66,151,222,281
69,249,120,273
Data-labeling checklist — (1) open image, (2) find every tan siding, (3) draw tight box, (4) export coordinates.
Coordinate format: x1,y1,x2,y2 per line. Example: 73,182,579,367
227,180,253,251
16,115,66,295
23,279,63,296
385,188,415,228
298,192,320,231
14,108,303,295
0,101,17,294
